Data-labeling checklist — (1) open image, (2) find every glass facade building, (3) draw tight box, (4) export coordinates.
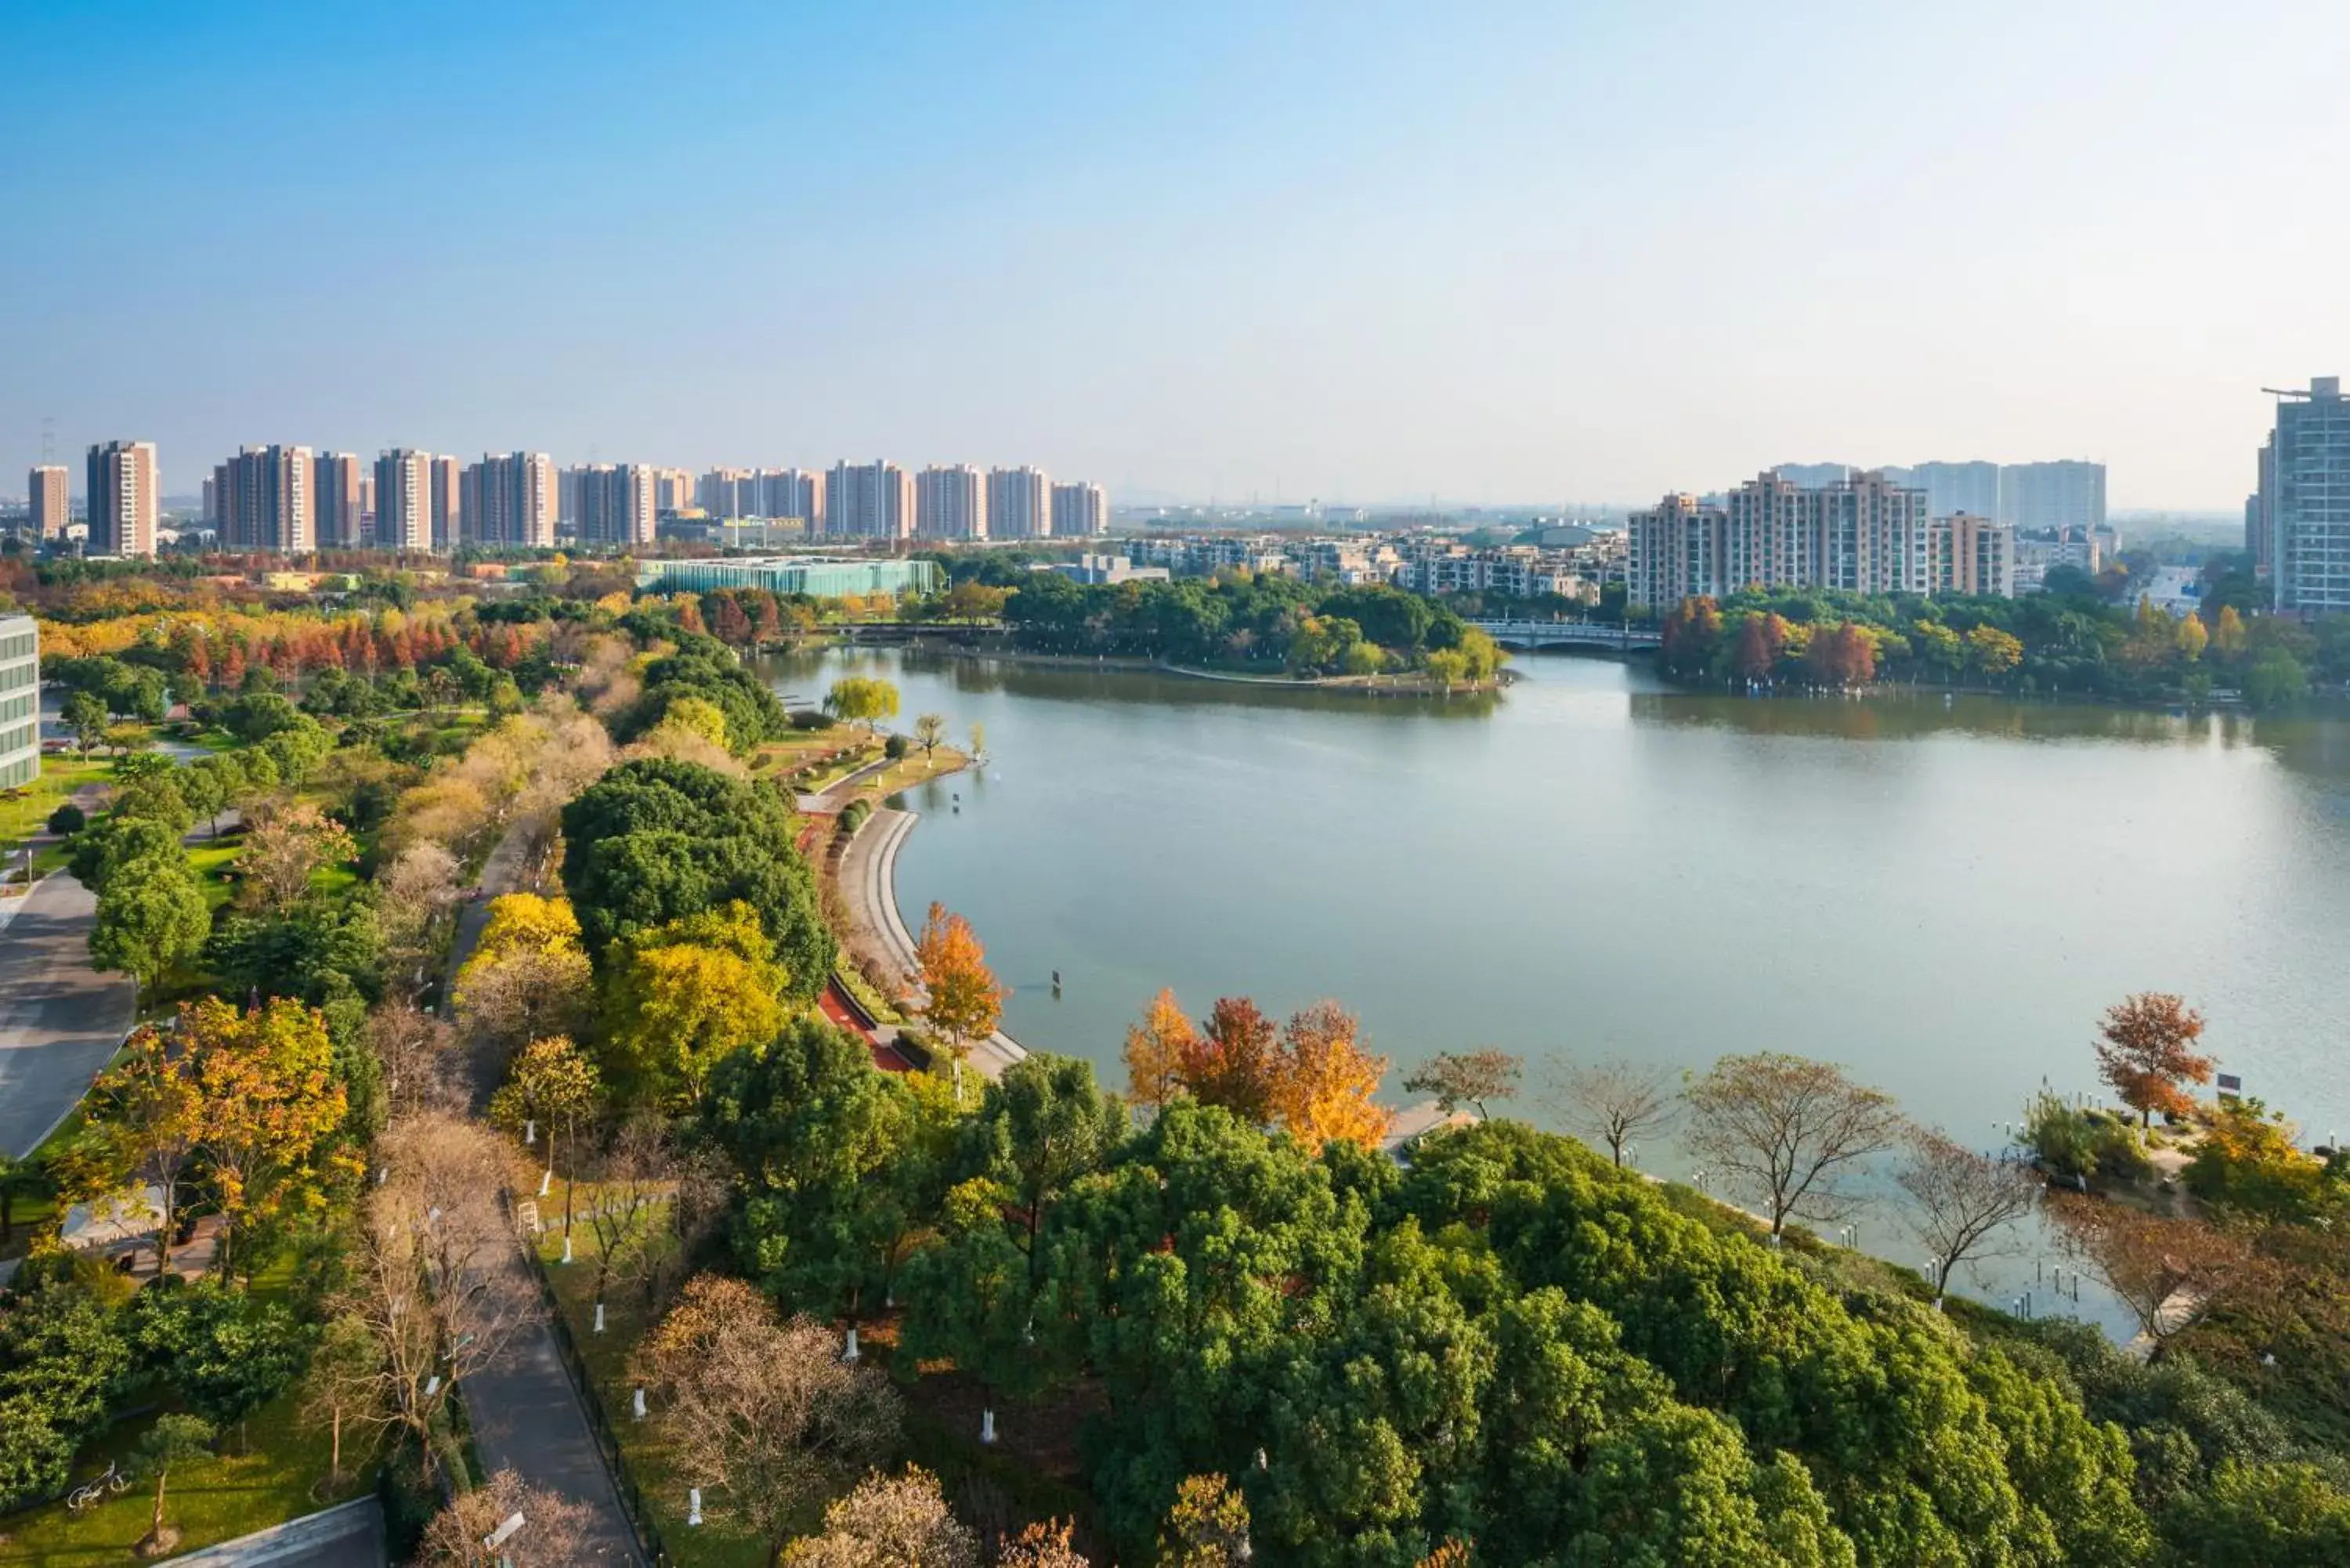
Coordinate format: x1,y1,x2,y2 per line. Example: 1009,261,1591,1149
636,556,944,600
0,615,39,791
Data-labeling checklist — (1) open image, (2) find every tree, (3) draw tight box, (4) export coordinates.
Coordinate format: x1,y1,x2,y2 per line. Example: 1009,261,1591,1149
969,720,987,761
1269,1000,1391,1154
298,1313,382,1487
644,1274,902,1568
177,757,230,838
1160,1473,1253,1568
65,688,108,757
999,1518,1090,1568
2162,1461,2350,1566
2211,603,2250,659
783,1466,978,1568
415,1467,605,1568
1681,1052,1906,1237
69,1021,204,1275
1123,988,1197,1111
368,1003,460,1117
916,901,1007,1089
235,800,357,914
130,1277,306,1451
2243,650,2307,710
2094,992,2214,1128
1547,1058,1677,1167
823,675,900,730
0,1153,49,1243
2051,1198,2253,1343
89,852,209,1004
377,842,461,985
1402,1048,1522,1119
601,901,790,1105
913,711,946,756
182,995,352,1275
453,895,594,1067
1177,996,1282,1124
45,801,85,836
1896,1128,2041,1295
487,1035,603,1230
1967,623,2024,678
132,1413,215,1555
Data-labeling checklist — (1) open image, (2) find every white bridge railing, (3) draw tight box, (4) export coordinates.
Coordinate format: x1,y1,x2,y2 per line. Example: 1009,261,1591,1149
1470,619,1659,649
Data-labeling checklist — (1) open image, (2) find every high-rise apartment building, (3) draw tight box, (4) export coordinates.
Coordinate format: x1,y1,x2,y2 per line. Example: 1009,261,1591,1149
86,440,159,557
1770,462,1852,489
762,468,823,526
1723,473,1818,591
2263,377,2350,614
214,446,314,553
375,450,434,551
698,468,761,519
429,456,461,549
313,452,364,549
1891,461,2001,521
461,453,556,547
915,464,988,539
577,464,659,547
1628,493,1728,609
1817,471,1930,595
986,466,1051,539
657,468,694,514
825,460,913,539
28,466,70,537
0,614,37,790
1929,513,2016,598
1050,481,1109,538
1998,460,2106,533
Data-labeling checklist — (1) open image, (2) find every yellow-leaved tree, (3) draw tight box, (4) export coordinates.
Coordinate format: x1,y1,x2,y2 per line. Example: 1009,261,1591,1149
186,995,352,1277
1269,1001,1391,1154
915,902,1007,1096
1123,988,1197,1112
453,893,593,1066
602,901,788,1105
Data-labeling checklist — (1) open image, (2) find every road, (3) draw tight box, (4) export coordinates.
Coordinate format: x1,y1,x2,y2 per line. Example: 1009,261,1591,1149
0,872,137,1158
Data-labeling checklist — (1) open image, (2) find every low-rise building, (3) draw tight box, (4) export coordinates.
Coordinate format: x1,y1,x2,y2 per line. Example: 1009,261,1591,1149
1,614,38,790
638,555,944,600
1050,554,1171,586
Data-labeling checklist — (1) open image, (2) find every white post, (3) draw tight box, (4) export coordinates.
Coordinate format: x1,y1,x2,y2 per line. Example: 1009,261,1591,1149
633,1387,646,1421
594,1302,606,1334
523,1118,535,1147
424,1375,441,1398
538,1168,551,1199
688,1488,703,1527
980,1408,997,1445
560,1234,573,1265
843,1326,859,1362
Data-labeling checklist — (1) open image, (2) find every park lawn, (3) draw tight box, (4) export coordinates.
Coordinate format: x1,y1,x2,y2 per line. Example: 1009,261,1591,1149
523,1195,771,1568
0,1386,378,1566
860,746,969,799
0,757,116,862
185,842,240,911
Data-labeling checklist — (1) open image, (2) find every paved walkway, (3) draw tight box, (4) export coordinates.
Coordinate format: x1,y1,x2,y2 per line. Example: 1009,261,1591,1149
170,1498,385,1567
837,806,1028,1081
441,820,642,1566
0,872,137,1158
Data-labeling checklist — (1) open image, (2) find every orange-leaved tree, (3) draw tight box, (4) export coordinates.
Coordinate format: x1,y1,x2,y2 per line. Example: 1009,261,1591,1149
916,902,1007,1094
2094,992,2214,1128
1269,1000,1391,1154
1176,997,1282,1125
1123,988,1198,1112
187,995,352,1276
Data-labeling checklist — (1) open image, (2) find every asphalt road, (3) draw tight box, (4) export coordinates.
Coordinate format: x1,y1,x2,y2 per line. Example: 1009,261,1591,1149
0,872,136,1158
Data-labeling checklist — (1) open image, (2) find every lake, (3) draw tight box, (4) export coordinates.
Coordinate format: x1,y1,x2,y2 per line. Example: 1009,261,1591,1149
765,645,2350,1319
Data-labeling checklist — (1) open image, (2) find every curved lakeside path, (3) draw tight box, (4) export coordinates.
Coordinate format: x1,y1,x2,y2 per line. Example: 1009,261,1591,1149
837,804,1029,1082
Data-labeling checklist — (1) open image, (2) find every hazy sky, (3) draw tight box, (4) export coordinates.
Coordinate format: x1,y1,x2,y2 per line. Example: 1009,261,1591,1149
7,1,2348,508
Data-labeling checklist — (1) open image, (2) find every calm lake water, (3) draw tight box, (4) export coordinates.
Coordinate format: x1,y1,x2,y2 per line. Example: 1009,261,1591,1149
765,647,2350,1319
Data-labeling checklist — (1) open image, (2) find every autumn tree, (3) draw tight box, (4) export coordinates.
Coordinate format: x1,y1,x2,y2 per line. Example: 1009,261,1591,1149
234,800,357,914
823,675,900,730
1403,1048,1523,1119
783,1466,978,1568
1176,996,1282,1125
913,712,947,756
1967,623,2024,678
415,1467,606,1568
2094,992,2214,1128
376,842,462,988
1546,1058,1677,1167
69,1022,204,1274
1682,1052,1906,1237
916,901,1007,1091
999,1518,1090,1568
1123,988,1198,1112
600,901,790,1105
2051,1198,2254,1343
488,1035,604,1230
1270,1001,1391,1154
368,1003,461,1116
298,1313,382,1487
452,893,594,1067
183,995,352,1275
1896,1127,2041,1295
1160,1474,1253,1568
643,1274,902,1568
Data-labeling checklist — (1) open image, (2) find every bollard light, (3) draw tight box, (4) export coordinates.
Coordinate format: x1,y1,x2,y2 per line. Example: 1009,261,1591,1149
689,1488,703,1527
981,1409,997,1445
843,1326,859,1362
538,1169,552,1199
594,1302,606,1335
523,1119,535,1147
633,1387,646,1421
560,1234,573,1265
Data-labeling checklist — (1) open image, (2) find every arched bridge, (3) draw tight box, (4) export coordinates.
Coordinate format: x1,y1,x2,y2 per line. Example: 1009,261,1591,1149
1471,619,1659,651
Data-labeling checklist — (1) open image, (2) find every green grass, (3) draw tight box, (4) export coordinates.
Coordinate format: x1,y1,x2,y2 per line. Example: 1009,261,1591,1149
0,758,115,865
184,842,240,911
0,1388,378,1566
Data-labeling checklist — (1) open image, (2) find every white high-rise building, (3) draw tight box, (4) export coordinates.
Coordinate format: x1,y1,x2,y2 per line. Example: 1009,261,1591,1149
915,464,988,539
1050,481,1108,538
825,460,913,539
986,466,1051,539
2264,377,2350,614
375,450,434,551
461,453,556,547
86,440,158,557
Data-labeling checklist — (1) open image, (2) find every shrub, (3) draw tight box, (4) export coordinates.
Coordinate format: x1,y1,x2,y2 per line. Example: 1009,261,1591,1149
840,800,871,834
884,732,911,760
46,802,86,836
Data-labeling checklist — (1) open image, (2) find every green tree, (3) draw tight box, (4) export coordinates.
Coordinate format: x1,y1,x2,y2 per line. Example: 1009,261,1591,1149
89,853,211,1003
2243,650,2308,710
2163,1461,2350,1566
488,1034,604,1229
823,675,900,729
132,1412,215,1555
64,688,109,757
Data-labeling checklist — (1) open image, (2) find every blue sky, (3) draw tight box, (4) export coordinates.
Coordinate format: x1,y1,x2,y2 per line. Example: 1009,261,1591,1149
5,1,2346,508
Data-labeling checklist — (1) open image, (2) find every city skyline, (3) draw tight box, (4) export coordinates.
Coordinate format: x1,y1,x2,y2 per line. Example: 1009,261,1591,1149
9,5,2350,509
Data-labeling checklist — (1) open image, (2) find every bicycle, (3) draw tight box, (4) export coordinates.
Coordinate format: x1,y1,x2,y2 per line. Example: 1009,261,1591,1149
65,1461,128,1512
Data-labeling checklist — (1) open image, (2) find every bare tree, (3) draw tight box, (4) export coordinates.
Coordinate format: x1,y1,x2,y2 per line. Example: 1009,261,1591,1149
368,1003,462,1117
2050,1198,2254,1344
378,843,462,996
333,1112,533,1479
644,1274,902,1568
783,1467,979,1568
583,1115,678,1307
1681,1052,1906,1237
1403,1049,1524,1119
297,1313,384,1490
1548,1058,1679,1166
415,1467,603,1568
1897,1129,2042,1296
